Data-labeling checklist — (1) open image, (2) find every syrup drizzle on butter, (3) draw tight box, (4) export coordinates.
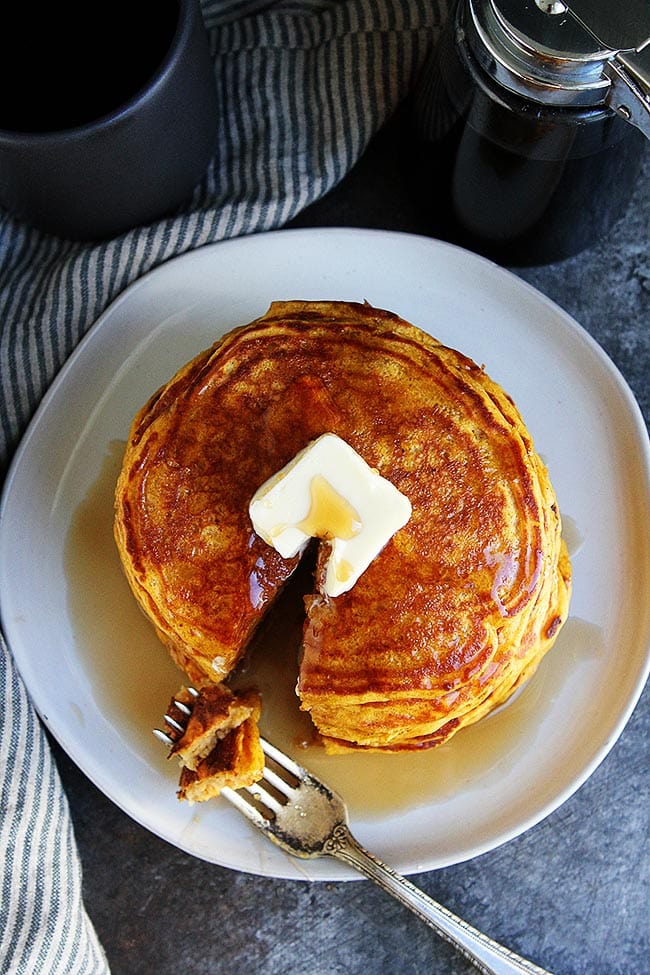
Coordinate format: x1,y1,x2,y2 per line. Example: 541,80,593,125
297,474,361,541
249,433,411,596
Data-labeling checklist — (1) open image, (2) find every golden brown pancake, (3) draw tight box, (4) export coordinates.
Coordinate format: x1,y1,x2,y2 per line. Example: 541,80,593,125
177,713,264,802
165,685,264,800
115,300,571,753
168,684,260,770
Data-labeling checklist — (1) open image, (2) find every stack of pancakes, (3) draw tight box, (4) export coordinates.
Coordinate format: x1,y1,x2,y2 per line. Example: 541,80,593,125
115,300,571,763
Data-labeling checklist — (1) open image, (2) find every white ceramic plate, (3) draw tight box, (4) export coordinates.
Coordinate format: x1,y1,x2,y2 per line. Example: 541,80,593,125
2,228,649,881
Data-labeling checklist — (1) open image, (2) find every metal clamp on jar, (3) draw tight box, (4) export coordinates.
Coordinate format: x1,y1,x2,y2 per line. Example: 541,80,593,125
412,0,650,264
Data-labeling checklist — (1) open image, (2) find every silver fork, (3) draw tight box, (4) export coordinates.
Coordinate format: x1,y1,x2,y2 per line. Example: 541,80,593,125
155,697,555,975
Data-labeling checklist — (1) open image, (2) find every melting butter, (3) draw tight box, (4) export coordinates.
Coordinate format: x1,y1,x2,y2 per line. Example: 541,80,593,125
249,433,411,597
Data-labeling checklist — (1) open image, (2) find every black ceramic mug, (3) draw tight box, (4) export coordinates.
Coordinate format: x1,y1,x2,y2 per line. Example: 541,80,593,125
0,0,218,240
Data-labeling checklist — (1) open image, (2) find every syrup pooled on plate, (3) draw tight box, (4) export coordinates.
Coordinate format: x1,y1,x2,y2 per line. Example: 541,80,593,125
65,442,593,819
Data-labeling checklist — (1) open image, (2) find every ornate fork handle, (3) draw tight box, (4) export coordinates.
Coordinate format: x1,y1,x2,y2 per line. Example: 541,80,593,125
326,824,553,975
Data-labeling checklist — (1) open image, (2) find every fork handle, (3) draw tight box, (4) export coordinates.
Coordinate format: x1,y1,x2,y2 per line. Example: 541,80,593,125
326,825,553,975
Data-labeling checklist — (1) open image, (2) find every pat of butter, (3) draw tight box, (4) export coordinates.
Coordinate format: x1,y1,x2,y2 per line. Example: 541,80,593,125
249,433,412,597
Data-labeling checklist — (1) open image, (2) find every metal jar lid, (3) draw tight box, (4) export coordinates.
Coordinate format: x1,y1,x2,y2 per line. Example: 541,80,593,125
464,0,650,136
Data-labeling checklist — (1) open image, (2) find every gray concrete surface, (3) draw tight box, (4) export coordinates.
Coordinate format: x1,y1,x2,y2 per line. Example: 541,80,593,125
53,112,649,975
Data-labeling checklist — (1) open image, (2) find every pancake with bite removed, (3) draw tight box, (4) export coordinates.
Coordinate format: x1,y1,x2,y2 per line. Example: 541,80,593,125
114,300,571,752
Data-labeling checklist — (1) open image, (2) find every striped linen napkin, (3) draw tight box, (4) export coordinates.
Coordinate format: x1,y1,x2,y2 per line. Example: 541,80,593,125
0,1,446,971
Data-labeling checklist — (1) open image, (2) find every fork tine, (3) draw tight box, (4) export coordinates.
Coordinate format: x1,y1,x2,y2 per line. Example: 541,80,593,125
173,700,192,716
244,779,285,815
153,688,198,747
221,785,274,828
256,763,295,799
164,714,185,734
260,737,306,780
152,727,174,746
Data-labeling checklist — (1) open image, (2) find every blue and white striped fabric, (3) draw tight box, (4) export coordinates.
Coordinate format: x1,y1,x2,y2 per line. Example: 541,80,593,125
0,640,109,974
0,1,446,970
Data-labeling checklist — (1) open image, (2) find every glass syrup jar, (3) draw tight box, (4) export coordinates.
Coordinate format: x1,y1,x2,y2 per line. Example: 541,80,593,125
411,0,650,265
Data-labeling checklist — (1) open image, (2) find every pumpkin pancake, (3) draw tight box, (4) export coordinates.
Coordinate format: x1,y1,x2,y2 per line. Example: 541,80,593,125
161,684,263,800
114,300,571,752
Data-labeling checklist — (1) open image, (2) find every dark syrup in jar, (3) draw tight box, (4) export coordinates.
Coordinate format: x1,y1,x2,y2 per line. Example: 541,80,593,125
411,9,645,265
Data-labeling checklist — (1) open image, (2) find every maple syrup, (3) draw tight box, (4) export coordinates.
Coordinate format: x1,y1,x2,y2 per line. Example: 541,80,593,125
297,474,361,541
66,444,598,819
411,0,646,264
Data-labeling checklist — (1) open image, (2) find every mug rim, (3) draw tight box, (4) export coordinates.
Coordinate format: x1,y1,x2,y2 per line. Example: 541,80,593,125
0,0,194,145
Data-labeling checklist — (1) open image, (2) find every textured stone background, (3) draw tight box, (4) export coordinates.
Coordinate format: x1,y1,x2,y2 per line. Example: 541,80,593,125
54,118,649,975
